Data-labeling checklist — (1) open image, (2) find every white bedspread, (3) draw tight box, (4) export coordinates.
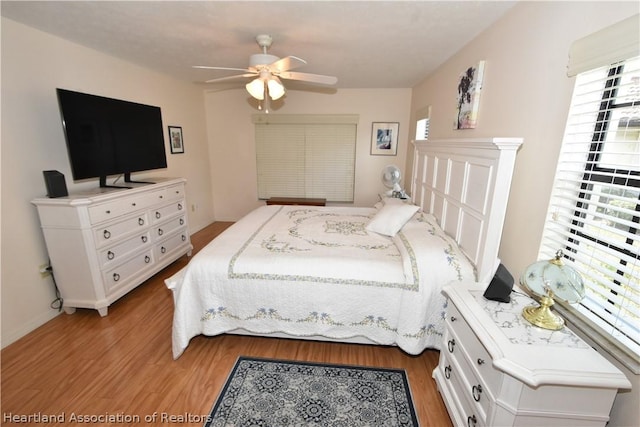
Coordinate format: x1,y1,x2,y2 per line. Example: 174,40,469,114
166,205,475,359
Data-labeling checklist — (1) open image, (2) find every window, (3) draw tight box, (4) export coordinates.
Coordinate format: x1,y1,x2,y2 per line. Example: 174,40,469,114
415,105,431,140
253,114,358,202
540,56,640,360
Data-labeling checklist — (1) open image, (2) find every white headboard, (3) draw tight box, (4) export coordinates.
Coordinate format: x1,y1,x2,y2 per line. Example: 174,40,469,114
411,137,523,283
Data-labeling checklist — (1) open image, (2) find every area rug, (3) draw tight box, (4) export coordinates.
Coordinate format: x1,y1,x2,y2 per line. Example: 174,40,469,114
204,356,418,427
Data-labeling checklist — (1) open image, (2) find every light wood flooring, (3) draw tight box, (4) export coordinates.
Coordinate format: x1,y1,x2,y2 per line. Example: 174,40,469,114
1,222,452,426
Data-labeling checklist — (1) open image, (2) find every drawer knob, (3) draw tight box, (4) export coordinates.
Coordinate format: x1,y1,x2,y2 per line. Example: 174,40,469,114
138,218,145,226
450,316,457,322
107,251,115,260
103,230,111,239
144,255,151,264
105,210,111,214
155,212,161,219
178,203,183,210
180,218,184,225
132,202,136,207
477,358,485,365
181,234,186,242
158,228,164,236
444,365,451,379
447,339,455,353
467,415,477,427
472,384,483,402
113,273,120,282
161,246,166,254
141,235,148,243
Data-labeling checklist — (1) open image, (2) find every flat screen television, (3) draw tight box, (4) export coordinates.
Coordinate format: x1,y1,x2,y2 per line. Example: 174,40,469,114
56,88,167,188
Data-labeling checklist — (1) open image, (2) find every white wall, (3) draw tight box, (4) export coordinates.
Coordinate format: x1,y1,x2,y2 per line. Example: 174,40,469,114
407,2,639,425
205,88,412,221
0,18,215,347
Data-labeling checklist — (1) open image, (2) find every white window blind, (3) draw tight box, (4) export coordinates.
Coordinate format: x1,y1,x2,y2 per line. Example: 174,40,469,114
415,105,431,140
254,115,357,202
540,56,640,358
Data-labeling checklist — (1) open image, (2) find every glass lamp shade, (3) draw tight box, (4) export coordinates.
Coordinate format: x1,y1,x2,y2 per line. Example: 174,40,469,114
519,250,585,330
267,77,285,100
246,78,265,100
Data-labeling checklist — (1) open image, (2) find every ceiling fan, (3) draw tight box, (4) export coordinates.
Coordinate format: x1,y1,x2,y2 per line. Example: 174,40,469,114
193,34,337,111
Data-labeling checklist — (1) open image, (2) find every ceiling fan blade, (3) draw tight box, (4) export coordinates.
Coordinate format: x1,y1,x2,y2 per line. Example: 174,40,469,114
205,73,256,83
193,65,252,73
269,56,307,73
278,71,338,85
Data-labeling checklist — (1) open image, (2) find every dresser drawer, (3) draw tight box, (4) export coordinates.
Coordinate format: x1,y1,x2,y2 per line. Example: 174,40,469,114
98,232,151,269
153,215,187,240
88,189,165,224
151,199,186,224
103,250,154,293
447,303,503,393
156,231,189,261
94,213,149,247
165,184,186,201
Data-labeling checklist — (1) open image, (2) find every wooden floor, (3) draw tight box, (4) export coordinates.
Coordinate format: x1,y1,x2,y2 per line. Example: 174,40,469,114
1,222,452,427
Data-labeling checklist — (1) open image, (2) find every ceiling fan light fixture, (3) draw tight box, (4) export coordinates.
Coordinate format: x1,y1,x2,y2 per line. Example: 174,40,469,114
246,78,265,100
267,76,285,100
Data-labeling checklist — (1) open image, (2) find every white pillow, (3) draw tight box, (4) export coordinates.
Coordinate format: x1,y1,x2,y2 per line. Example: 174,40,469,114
366,203,420,237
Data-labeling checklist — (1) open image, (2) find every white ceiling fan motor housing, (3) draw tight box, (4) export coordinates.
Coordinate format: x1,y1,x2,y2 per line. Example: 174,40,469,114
250,53,280,67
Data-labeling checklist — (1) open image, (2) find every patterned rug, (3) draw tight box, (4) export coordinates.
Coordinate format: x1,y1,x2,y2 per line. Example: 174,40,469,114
204,356,418,427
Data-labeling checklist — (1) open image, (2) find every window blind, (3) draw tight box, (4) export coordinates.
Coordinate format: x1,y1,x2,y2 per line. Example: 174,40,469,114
415,105,431,140
540,56,640,357
254,115,357,202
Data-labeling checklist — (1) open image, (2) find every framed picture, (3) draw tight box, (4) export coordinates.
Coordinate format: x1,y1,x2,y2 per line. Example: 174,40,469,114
370,122,399,156
168,126,184,154
454,60,485,129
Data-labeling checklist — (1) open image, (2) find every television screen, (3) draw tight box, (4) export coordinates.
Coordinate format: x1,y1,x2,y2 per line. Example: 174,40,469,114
56,88,167,187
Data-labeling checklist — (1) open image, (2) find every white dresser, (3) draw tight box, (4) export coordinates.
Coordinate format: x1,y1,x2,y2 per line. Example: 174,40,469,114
32,178,193,316
434,284,631,427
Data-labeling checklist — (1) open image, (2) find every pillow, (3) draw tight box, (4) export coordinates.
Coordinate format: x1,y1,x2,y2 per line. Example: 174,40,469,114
366,203,420,237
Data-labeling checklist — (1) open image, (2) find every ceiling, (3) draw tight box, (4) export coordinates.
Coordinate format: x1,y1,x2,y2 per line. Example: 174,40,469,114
1,1,517,91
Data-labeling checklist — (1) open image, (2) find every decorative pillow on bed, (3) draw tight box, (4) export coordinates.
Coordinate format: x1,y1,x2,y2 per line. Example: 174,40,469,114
366,203,420,236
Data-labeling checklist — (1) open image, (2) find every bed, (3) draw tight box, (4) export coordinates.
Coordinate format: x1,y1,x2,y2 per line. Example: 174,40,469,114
166,137,523,359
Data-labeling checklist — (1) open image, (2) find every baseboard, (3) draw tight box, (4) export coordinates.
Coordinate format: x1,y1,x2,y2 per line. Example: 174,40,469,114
1,308,61,349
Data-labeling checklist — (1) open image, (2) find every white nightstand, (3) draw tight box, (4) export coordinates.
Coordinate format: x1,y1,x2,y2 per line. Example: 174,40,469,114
433,284,631,427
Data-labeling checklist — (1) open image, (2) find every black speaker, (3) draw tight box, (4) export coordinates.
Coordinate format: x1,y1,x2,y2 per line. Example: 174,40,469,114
43,170,68,198
483,263,514,303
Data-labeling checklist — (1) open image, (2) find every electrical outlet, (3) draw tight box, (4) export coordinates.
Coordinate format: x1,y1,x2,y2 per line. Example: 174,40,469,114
39,263,52,278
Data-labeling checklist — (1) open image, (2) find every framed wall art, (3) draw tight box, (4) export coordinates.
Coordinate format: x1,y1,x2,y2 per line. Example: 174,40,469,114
370,122,399,156
454,60,485,129
168,126,184,154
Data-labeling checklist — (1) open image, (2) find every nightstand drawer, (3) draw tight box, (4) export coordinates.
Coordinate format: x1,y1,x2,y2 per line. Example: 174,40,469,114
443,327,490,423
438,349,486,427
447,303,502,393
